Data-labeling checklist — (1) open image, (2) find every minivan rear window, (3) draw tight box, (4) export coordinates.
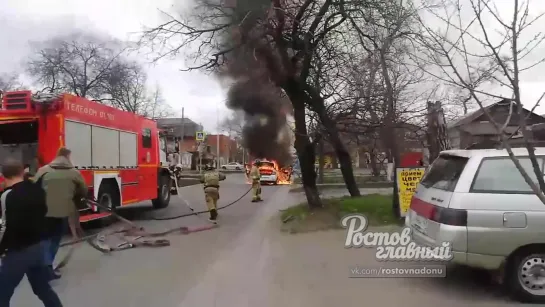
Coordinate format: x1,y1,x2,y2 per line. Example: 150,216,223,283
420,155,469,192
471,157,544,193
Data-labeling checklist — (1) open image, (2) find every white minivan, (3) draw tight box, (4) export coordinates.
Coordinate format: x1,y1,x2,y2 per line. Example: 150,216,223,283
405,148,545,303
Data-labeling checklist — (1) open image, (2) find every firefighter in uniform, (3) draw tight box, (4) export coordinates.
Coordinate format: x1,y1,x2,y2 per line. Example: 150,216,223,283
249,160,263,202
200,165,226,223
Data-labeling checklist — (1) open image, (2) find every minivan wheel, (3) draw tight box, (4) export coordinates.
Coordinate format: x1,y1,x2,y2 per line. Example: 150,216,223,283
506,249,545,303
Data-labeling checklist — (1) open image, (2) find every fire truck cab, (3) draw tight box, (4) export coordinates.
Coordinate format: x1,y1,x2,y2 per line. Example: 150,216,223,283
0,91,173,222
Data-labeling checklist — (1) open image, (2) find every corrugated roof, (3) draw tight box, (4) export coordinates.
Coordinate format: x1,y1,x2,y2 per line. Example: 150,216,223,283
157,117,196,126
448,99,545,130
157,117,202,138
458,123,519,135
447,100,511,128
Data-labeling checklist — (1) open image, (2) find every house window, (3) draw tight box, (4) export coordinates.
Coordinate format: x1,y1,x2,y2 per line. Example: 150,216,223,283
142,128,152,148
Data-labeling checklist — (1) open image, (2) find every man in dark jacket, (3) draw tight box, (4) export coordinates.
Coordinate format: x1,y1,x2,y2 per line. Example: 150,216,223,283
34,147,87,279
0,159,63,307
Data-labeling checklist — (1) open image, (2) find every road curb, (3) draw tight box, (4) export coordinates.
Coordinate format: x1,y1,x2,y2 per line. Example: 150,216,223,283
181,170,243,177
288,182,393,193
177,178,201,187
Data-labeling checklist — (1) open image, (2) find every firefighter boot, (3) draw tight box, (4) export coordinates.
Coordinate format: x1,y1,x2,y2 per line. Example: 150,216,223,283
209,209,218,224
251,184,262,202
256,187,263,202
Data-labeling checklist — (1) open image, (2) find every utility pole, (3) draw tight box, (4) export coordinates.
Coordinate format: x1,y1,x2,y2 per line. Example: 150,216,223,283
180,107,185,146
177,107,184,167
151,86,159,119
199,121,203,172
216,101,220,167
426,101,451,164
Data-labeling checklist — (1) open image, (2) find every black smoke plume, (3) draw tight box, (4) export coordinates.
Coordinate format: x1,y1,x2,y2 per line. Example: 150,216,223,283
226,79,292,167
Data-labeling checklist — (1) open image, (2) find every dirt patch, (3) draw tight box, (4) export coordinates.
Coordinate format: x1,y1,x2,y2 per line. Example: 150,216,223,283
280,206,341,233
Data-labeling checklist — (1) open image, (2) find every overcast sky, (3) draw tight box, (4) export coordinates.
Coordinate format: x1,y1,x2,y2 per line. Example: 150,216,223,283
423,0,545,115
1,0,545,132
0,0,228,133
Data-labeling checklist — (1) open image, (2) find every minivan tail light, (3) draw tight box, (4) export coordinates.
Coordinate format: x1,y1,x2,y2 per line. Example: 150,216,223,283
410,196,467,226
431,206,467,226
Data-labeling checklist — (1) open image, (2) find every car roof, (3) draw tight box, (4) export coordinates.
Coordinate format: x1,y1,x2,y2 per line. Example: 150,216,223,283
440,147,545,158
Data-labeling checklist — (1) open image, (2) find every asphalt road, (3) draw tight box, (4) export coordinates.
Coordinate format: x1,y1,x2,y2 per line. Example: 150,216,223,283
12,173,283,307
10,174,524,306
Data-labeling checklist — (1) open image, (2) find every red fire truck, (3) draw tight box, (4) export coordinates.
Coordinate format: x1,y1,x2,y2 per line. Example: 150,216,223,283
0,90,172,222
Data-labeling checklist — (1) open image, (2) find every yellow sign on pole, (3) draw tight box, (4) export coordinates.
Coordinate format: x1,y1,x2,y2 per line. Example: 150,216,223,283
396,167,426,217
196,131,205,141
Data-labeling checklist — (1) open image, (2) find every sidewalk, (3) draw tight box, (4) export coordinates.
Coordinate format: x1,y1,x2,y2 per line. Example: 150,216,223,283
178,187,290,306
178,188,512,307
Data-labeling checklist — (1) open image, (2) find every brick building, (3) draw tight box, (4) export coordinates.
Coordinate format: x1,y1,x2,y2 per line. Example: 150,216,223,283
157,117,207,169
207,134,238,166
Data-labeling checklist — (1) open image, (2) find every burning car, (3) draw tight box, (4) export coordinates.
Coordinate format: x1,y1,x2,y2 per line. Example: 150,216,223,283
258,160,279,184
246,159,292,185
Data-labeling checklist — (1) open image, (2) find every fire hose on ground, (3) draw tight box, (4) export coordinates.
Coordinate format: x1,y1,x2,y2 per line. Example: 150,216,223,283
53,181,253,270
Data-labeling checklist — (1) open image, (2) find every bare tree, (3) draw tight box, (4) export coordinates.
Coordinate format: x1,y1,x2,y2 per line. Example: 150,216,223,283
145,87,174,119
99,60,152,114
25,32,172,118
140,0,372,207
0,73,23,92
416,0,545,203
0,73,24,102
26,32,126,98
339,0,427,167
220,111,245,139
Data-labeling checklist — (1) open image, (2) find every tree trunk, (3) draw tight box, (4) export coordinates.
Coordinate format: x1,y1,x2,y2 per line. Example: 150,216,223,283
313,104,360,197
382,124,401,218
318,136,325,184
378,46,401,217
288,91,322,209
369,149,379,177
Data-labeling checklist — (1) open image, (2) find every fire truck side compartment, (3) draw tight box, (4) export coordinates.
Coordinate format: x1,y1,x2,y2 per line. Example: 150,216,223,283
0,120,39,169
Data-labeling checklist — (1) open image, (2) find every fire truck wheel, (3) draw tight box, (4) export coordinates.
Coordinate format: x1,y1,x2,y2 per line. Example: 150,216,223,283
97,182,120,226
152,175,171,209
98,183,120,212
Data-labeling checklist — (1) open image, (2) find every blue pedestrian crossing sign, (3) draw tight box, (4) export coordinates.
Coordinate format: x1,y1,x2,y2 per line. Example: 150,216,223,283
196,131,205,141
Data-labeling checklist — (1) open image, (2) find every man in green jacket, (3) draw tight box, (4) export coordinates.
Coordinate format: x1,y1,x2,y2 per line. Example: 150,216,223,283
34,147,87,280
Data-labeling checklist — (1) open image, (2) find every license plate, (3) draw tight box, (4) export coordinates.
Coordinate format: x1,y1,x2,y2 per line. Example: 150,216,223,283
412,214,428,234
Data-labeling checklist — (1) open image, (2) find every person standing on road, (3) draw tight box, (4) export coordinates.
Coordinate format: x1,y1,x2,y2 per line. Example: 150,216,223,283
34,147,87,280
200,165,226,224
249,160,263,202
0,159,64,307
